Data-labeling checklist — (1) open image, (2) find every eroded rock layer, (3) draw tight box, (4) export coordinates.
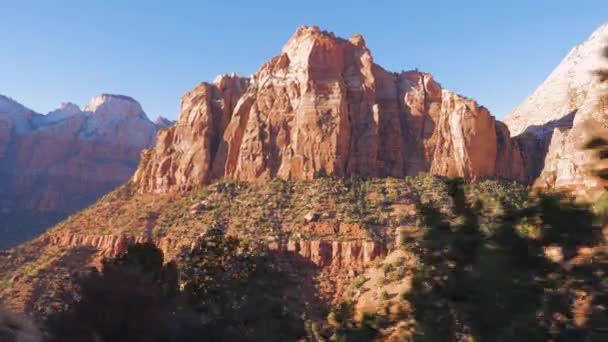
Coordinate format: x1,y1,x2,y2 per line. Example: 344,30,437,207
134,26,526,193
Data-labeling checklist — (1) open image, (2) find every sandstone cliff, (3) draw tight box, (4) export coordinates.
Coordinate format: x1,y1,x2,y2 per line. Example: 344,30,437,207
535,48,608,195
0,95,163,248
134,26,525,193
505,23,608,194
505,23,608,138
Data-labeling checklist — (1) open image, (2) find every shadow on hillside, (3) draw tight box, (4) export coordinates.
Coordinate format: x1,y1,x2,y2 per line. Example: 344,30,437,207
407,179,607,341
38,233,326,342
26,246,98,318
271,249,328,323
520,111,576,138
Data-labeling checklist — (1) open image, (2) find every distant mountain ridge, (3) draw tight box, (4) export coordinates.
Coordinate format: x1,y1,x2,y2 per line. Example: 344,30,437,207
0,94,166,248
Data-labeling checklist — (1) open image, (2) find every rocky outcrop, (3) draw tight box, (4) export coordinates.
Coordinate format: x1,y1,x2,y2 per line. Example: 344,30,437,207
534,59,608,195
505,23,608,194
0,95,165,248
283,239,385,268
42,233,185,258
134,26,526,193
42,231,385,270
154,116,174,129
134,74,249,192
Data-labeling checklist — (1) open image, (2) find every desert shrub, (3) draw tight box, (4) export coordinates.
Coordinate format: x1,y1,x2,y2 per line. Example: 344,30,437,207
353,276,368,288
406,176,608,341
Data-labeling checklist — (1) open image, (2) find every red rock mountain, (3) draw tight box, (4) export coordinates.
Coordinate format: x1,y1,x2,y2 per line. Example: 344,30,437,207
134,26,526,193
0,94,164,247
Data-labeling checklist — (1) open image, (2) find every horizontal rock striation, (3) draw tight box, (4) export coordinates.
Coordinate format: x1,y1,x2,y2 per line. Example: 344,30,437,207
42,233,185,258
42,231,386,270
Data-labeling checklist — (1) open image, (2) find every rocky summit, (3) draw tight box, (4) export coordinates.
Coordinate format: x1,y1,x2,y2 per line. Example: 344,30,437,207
0,94,164,248
134,26,527,194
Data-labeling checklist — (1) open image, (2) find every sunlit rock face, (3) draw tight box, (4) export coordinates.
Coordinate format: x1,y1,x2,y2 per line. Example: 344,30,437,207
134,26,526,193
505,22,608,195
505,23,608,138
535,42,608,195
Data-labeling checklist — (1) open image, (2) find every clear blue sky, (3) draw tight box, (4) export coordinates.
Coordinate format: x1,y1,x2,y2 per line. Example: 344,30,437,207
1,1,607,120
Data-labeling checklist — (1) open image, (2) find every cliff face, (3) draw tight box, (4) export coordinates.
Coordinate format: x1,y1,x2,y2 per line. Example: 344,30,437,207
505,23,608,138
41,231,386,271
134,26,525,193
535,59,608,194
0,95,162,247
505,23,608,194
134,75,249,192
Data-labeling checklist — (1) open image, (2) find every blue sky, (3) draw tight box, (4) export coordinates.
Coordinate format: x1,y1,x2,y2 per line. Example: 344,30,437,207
1,1,607,120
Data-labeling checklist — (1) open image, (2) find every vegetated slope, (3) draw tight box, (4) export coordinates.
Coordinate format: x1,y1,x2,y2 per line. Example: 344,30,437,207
2,175,607,340
0,175,526,312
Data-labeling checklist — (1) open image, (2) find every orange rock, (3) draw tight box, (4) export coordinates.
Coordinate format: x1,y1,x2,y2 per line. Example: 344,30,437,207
133,26,527,193
134,74,249,192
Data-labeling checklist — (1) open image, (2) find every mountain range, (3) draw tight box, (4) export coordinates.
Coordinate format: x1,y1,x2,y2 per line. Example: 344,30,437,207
0,94,171,248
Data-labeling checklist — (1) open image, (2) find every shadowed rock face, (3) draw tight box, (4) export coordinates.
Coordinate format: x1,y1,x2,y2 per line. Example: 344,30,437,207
134,26,526,193
0,95,164,248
